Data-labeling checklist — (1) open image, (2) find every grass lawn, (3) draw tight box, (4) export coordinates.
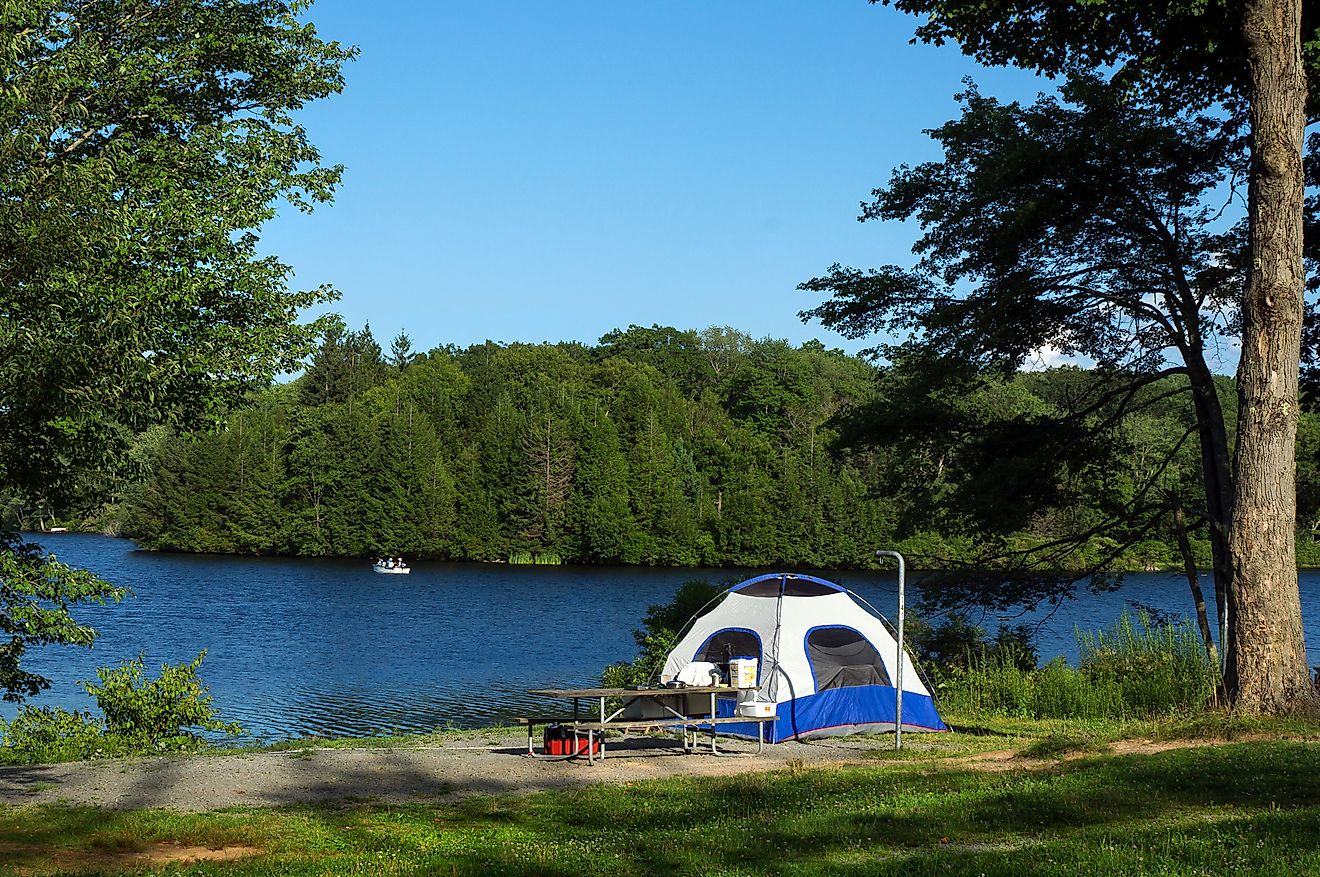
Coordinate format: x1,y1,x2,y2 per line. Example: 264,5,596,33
1,716,1318,876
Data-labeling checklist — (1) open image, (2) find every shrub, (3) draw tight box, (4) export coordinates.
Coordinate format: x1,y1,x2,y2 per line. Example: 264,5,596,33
0,651,241,764
0,706,109,765
934,649,1038,718
1032,658,1125,720
908,613,1039,689
82,650,242,752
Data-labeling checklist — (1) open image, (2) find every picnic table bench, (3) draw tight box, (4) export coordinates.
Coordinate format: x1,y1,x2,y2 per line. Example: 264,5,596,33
520,686,773,763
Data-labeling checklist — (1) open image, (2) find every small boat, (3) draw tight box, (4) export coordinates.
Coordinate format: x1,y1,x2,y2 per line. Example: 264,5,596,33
373,559,411,575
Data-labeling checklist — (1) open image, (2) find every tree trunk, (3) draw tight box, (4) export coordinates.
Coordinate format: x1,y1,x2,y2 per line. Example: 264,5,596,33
1227,0,1316,712
1185,355,1234,659
1171,499,1219,668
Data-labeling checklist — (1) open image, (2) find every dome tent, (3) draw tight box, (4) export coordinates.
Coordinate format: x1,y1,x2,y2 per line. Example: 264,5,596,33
660,572,947,742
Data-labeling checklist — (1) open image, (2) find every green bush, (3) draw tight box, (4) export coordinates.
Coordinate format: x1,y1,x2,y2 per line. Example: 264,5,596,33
83,650,242,752
934,649,1036,718
1033,658,1125,719
0,706,110,765
0,651,242,764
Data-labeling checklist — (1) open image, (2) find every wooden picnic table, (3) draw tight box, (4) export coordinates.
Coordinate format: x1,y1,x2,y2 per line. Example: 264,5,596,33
522,685,771,763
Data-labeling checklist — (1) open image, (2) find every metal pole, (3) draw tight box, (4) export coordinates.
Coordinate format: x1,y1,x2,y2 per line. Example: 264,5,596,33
875,550,905,750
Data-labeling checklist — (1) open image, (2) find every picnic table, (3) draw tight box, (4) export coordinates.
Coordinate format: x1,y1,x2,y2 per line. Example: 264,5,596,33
520,685,772,763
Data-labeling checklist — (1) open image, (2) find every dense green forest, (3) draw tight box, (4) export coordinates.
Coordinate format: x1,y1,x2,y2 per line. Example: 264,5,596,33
12,322,1320,570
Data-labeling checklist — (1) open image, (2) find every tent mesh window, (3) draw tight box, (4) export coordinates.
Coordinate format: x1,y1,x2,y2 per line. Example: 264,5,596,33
737,579,837,597
807,627,892,690
697,629,761,668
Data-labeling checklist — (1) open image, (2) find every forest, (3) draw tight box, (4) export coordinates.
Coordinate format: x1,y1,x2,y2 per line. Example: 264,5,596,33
13,321,1320,572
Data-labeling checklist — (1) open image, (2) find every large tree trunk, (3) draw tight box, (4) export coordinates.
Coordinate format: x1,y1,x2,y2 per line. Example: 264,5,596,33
1227,0,1316,712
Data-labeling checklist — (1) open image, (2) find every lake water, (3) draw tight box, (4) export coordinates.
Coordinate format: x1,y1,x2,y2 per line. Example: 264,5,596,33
6,534,1320,743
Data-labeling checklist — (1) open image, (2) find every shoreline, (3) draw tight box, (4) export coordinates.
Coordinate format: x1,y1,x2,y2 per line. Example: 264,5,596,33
24,531,1305,574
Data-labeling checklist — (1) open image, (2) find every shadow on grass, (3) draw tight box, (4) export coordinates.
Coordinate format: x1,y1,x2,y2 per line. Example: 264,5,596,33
3,742,1320,876
431,741,1320,876
944,724,1021,738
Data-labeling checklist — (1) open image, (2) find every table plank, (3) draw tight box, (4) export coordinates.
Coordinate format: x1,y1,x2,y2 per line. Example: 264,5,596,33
572,716,774,732
529,685,739,698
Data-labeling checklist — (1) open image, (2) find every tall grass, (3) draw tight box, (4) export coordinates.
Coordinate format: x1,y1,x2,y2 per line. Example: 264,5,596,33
1075,610,1220,714
507,551,563,565
937,610,1219,720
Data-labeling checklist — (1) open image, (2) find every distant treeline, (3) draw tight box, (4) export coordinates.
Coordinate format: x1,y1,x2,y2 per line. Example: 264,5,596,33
119,324,892,566
15,323,1320,568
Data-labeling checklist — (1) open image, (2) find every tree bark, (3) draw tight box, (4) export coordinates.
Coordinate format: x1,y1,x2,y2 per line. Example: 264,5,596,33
1227,0,1316,712
1185,355,1234,658
1171,498,1219,668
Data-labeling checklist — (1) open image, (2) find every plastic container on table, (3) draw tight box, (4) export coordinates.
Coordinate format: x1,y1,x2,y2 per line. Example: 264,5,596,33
728,657,759,689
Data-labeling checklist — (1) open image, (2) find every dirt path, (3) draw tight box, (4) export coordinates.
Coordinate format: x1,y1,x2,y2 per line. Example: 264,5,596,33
0,730,1227,813
0,729,891,812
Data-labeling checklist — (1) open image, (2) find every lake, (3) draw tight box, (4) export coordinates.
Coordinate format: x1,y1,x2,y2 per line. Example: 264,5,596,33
6,534,1320,743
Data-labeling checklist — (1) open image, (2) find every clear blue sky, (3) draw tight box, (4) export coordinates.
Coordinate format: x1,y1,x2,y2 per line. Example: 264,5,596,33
263,1,1052,356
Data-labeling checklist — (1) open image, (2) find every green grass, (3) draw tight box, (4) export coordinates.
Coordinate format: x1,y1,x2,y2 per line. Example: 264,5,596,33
935,611,1221,722
3,721,1320,875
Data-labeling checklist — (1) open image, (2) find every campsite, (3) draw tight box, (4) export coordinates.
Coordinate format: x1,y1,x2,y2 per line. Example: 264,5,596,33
6,0,1320,875
3,550,1317,873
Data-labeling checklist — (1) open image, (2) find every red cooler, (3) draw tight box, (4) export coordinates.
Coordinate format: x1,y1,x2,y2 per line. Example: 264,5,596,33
542,724,599,756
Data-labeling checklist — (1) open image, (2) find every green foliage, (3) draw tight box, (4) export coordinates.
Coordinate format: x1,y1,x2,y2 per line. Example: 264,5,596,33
0,706,108,765
116,323,1291,579
800,71,1254,613
124,330,902,567
936,611,1220,720
881,0,1274,112
0,651,239,764
0,533,125,701
0,0,351,704
602,579,724,687
1076,610,1222,715
507,552,562,565
1,0,353,505
82,651,241,753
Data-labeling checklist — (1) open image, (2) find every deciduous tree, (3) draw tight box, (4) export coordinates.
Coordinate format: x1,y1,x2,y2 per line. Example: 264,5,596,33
800,75,1254,680
0,0,353,699
864,0,1316,711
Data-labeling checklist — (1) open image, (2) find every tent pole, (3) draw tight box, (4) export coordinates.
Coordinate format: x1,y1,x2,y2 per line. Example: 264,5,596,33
875,550,905,750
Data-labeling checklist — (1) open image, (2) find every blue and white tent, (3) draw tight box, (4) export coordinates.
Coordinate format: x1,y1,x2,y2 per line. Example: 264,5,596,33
660,573,948,741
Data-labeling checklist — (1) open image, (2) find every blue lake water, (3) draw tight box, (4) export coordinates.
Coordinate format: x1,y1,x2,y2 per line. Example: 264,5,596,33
6,534,1320,743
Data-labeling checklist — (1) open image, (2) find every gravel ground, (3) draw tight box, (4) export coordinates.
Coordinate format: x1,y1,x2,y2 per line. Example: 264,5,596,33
0,728,893,812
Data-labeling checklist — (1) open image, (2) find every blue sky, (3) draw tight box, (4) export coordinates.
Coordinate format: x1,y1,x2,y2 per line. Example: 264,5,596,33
263,1,1053,356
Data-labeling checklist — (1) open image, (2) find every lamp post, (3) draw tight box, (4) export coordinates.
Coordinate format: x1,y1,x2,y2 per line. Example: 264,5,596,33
875,549,905,750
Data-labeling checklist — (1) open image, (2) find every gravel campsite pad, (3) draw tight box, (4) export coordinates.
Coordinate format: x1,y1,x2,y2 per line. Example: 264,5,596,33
0,729,895,812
